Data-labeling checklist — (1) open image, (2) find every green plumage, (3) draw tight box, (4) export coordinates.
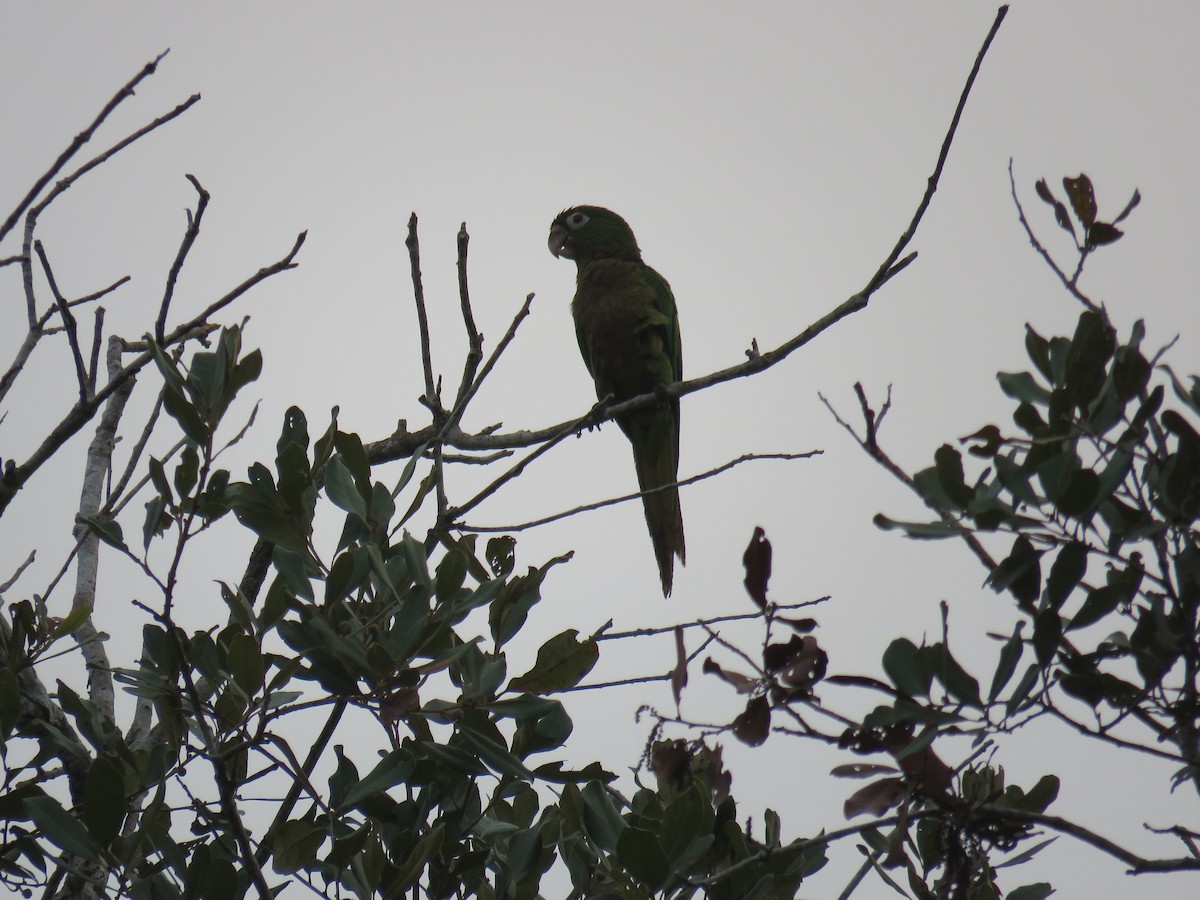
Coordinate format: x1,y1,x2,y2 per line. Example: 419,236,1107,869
548,206,685,596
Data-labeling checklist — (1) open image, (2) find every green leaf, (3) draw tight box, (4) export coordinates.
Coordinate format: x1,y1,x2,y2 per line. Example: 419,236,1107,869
1006,664,1041,716
340,749,411,810
79,514,128,552
1044,542,1087,611
1069,585,1125,631
83,757,125,847
1007,883,1054,900
932,644,981,708
459,728,533,779
934,444,972,509
882,638,931,698
435,549,468,603
25,794,99,858
227,632,264,695
271,819,324,874
872,514,964,539
386,823,444,898
997,371,1052,406
616,826,669,889
1032,609,1062,667
161,378,210,445
52,604,93,639
509,630,598,694
1024,325,1053,383
401,532,433,593
987,536,1042,610
1065,310,1116,409
174,446,199,499
0,668,20,739
324,455,368,521
988,623,1025,703
580,781,626,852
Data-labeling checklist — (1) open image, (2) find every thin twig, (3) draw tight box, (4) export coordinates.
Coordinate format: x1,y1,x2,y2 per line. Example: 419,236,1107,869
865,5,1009,295
86,308,105,394
820,389,998,570
157,175,210,343
452,221,483,408
438,293,534,448
1008,160,1101,313
461,450,820,533
0,233,305,518
34,241,89,400
0,50,171,245
35,275,130,330
405,213,439,411
0,550,36,593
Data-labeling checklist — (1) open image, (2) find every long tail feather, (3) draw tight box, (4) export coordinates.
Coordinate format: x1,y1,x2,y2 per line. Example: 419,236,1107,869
631,413,685,596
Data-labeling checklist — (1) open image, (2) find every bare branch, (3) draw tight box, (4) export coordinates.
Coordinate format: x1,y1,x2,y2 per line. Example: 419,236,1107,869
462,450,820,533
86,308,105,394
452,221,483,408
34,241,89,400
1008,160,1102,313
820,388,998,570
0,550,36,593
439,293,534,447
598,598,828,641
864,5,1008,294
405,213,439,410
157,175,210,343
35,275,130,330
0,50,171,245
0,232,305,518
72,336,134,723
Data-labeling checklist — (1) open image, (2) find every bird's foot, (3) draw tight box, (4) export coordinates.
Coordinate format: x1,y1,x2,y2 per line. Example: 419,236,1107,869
582,396,612,432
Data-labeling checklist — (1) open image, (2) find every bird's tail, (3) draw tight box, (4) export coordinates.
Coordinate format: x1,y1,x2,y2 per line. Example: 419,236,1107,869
632,413,686,597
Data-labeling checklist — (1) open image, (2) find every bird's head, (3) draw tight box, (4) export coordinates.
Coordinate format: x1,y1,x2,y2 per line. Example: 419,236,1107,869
548,206,642,264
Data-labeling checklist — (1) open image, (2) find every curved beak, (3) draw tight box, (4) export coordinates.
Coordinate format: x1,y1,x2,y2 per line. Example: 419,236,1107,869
548,224,571,259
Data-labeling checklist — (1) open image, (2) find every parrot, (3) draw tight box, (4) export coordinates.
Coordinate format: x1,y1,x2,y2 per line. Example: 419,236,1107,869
548,205,685,596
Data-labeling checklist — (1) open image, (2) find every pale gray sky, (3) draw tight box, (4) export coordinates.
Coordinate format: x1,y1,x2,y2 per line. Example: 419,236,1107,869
3,4,1198,897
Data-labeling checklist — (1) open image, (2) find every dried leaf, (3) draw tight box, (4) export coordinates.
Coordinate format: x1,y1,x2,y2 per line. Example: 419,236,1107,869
1063,173,1097,227
671,626,688,707
1113,188,1141,224
1086,221,1124,247
843,777,906,818
702,657,759,693
831,763,898,779
742,526,772,609
959,424,1002,457
732,695,771,747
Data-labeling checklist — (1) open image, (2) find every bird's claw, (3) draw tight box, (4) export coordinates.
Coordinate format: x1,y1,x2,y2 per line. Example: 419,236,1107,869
583,396,612,432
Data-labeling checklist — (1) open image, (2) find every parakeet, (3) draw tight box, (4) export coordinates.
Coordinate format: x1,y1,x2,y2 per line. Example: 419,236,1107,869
548,205,685,596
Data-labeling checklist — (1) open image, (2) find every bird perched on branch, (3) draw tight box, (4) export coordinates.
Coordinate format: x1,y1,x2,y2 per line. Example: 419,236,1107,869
548,205,685,596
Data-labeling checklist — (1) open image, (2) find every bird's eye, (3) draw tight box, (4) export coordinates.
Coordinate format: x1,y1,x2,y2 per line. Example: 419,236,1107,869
566,211,590,229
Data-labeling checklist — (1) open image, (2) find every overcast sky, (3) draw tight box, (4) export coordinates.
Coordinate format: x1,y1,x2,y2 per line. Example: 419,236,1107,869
3,4,1199,897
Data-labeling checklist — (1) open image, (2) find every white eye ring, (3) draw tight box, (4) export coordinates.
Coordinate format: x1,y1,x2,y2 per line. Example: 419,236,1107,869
566,211,590,229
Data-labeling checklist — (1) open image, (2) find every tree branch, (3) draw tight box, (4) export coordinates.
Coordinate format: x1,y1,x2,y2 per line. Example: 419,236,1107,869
33,241,89,401
157,174,210,344
405,213,439,411
0,50,171,245
364,9,1009,472
461,450,819,533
